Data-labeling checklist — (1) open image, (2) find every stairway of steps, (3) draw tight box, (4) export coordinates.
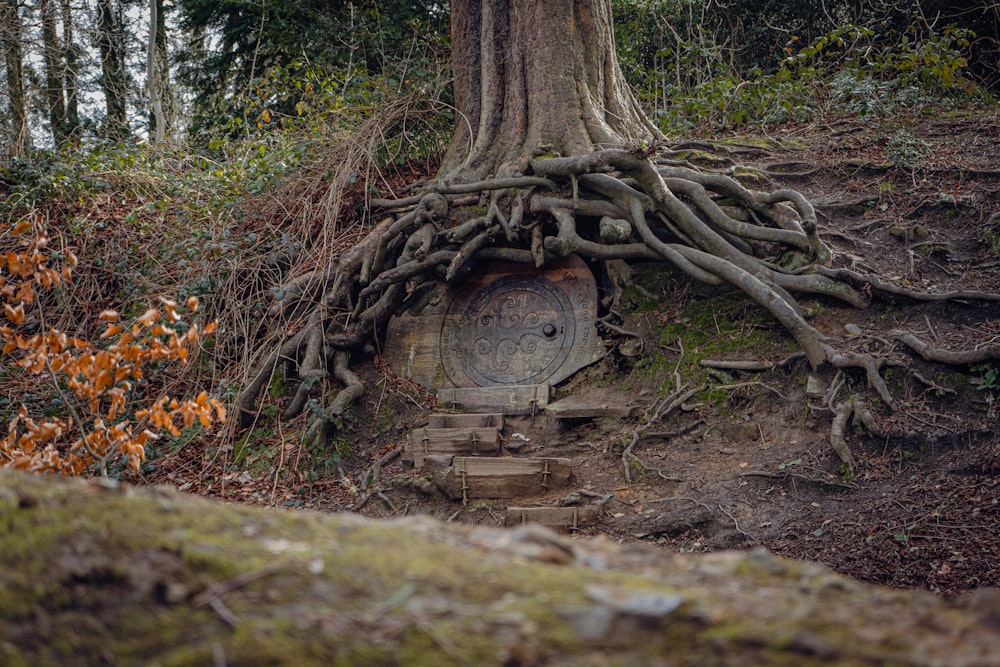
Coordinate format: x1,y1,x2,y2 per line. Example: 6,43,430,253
404,383,608,533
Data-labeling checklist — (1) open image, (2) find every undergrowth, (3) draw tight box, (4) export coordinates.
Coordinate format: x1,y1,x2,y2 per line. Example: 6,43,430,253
0,10,995,482
615,4,992,133
0,58,451,481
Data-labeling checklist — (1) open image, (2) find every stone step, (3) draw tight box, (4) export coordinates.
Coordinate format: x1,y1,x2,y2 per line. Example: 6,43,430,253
436,384,549,416
427,413,504,430
506,506,602,533
428,455,572,501
407,427,501,468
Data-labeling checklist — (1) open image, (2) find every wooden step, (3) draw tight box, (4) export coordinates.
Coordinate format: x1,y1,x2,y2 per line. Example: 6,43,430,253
408,427,501,468
506,506,601,532
545,395,636,419
434,456,572,501
436,384,549,416
427,413,504,430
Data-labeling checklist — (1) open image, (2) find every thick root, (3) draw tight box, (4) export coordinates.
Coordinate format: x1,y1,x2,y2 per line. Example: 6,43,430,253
238,147,1000,455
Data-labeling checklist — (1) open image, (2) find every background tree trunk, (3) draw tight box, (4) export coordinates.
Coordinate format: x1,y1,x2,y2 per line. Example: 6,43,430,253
0,0,27,156
40,0,68,145
146,0,166,143
442,0,658,180
96,0,130,140
60,0,80,140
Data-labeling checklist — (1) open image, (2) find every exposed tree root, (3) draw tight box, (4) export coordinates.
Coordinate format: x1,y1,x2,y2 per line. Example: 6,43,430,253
237,147,1000,462
895,331,1000,364
623,383,706,485
829,396,877,477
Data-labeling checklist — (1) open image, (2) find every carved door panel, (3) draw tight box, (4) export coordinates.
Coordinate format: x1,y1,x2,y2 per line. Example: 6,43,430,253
439,256,601,387
383,255,603,390
441,275,575,386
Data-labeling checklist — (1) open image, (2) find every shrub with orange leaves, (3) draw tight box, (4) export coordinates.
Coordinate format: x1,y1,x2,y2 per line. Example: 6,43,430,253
0,220,225,477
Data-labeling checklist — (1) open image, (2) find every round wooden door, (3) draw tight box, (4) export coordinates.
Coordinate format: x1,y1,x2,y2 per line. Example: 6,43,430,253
439,256,601,387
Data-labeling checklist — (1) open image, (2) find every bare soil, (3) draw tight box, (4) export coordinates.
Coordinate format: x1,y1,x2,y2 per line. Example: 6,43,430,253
148,109,1000,598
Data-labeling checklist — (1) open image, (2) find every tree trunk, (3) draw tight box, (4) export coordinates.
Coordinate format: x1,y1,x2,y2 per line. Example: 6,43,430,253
0,0,27,156
442,0,658,181
60,0,80,140
96,0,129,140
1,469,997,666
40,0,68,145
146,0,166,143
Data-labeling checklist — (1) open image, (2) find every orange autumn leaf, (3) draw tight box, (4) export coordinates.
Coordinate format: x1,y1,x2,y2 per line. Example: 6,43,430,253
101,324,124,339
4,303,24,325
137,308,160,327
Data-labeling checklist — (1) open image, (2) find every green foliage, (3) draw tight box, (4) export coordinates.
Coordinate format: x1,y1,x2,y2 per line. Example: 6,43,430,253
175,0,448,133
967,363,997,417
984,220,1000,256
196,58,450,164
308,406,359,470
885,129,931,170
970,363,999,391
614,0,992,132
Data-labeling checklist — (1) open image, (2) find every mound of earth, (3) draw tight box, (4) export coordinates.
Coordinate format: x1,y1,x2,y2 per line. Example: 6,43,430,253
148,110,1000,597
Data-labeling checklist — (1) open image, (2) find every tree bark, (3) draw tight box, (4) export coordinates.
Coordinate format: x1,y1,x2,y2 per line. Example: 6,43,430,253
60,0,80,139
146,0,166,143
442,0,658,181
40,0,69,145
0,0,27,156
96,0,130,140
1,470,997,666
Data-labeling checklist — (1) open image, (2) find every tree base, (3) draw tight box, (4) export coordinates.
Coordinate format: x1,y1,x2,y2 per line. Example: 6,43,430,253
238,147,1000,475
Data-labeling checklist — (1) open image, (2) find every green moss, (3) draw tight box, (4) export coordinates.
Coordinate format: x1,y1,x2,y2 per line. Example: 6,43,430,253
0,472,968,665
669,149,732,168
628,264,773,395
730,166,770,187
718,136,808,151
267,369,287,398
699,387,729,407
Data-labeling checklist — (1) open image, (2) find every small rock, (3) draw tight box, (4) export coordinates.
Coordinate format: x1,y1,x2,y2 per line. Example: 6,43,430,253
585,584,685,618
163,582,189,604
499,524,575,565
805,374,828,398
599,216,633,243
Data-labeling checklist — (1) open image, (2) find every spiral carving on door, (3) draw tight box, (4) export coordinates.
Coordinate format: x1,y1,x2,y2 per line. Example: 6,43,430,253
382,255,603,390
441,275,575,386
436,256,602,388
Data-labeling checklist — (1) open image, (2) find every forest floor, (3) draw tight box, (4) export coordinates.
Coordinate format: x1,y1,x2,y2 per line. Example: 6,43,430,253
146,108,1000,598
